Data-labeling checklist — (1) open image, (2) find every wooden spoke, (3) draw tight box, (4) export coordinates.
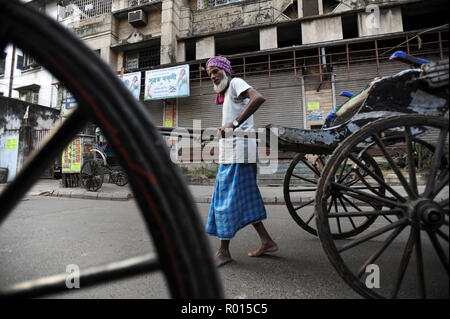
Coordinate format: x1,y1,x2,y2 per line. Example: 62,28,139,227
391,228,418,299
338,218,409,253
424,128,448,198
427,231,449,275
357,223,407,278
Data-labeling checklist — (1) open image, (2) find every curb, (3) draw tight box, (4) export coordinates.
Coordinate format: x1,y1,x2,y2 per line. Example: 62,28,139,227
38,189,289,204
42,189,132,201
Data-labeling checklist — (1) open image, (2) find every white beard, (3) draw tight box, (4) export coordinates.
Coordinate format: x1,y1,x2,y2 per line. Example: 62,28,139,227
213,71,229,93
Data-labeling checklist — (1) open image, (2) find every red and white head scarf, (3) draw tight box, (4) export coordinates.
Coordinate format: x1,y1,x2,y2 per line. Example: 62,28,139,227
206,56,232,105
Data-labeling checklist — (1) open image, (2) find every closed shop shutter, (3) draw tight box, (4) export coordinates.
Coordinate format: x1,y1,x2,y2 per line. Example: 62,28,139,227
246,71,304,129
178,71,304,130
177,82,221,129
143,100,164,126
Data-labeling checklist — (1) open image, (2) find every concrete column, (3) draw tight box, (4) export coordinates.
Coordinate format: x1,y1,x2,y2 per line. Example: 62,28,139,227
301,16,343,44
196,36,215,60
260,26,278,50
177,41,186,62
298,0,303,18
358,8,403,37
318,0,323,15
160,0,179,65
111,0,126,11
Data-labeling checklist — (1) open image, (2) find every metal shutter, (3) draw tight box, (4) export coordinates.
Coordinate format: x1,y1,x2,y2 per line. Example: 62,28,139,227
143,100,164,126
177,83,222,129
245,71,304,129
178,72,304,130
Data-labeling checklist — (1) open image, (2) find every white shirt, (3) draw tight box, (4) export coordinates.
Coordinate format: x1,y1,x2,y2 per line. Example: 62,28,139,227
218,77,257,164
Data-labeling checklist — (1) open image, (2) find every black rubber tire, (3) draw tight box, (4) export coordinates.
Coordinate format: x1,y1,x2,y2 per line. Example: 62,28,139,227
112,170,128,187
316,115,449,299
80,159,104,191
0,0,222,298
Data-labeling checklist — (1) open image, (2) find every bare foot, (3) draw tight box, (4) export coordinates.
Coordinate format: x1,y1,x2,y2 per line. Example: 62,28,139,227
248,242,278,257
215,249,233,267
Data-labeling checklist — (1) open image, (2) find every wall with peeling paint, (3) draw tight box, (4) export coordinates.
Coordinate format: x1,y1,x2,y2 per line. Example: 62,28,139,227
192,0,291,35
0,96,60,182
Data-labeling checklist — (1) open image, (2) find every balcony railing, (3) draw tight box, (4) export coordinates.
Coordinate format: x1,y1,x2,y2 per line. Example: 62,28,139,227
128,0,152,7
59,0,112,21
198,0,241,10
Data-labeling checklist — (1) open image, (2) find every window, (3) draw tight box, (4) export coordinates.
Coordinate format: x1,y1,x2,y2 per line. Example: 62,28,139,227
125,52,139,70
302,0,319,17
19,86,40,104
17,53,39,70
0,51,6,76
124,47,160,71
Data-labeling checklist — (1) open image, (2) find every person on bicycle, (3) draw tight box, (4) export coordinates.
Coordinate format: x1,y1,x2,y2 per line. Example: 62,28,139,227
204,56,278,267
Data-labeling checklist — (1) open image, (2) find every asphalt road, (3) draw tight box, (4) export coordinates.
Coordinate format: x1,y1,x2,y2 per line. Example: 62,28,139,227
0,196,447,299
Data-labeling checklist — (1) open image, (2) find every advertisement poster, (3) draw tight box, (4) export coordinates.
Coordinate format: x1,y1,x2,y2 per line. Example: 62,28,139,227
144,64,189,100
307,101,323,121
119,71,141,100
6,138,18,150
307,110,324,121
307,101,320,110
62,137,82,173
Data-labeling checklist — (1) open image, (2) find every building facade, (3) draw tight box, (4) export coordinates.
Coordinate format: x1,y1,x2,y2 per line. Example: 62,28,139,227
1,0,448,160
58,0,449,129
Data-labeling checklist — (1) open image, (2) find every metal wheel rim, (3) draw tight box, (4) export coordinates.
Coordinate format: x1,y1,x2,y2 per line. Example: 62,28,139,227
316,115,449,299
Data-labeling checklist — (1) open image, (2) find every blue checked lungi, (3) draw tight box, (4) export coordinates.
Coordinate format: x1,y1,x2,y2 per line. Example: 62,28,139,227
206,163,267,240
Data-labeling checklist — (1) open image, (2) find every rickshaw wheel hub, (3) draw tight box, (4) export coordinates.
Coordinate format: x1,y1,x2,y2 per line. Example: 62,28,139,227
409,199,444,231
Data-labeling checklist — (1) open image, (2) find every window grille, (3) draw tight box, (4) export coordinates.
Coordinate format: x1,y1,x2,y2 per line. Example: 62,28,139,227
124,47,160,71
61,0,112,20
138,47,160,68
128,0,152,8
125,52,139,70
19,87,40,104
198,0,241,9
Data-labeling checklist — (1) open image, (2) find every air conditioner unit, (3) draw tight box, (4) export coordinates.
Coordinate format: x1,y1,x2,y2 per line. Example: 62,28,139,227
128,10,147,27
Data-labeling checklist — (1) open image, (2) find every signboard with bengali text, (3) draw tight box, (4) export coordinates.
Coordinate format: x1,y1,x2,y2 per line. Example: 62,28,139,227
62,137,82,173
144,65,189,100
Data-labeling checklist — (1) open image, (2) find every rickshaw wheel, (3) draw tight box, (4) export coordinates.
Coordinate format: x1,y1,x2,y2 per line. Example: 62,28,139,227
284,153,382,239
111,170,128,187
0,0,222,299
80,159,104,191
316,115,449,299
283,153,325,236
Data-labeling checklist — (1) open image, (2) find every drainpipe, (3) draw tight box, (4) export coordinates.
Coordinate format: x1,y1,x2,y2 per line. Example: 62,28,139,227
8,45,16,97
321,47,326,73
331,73,336,110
